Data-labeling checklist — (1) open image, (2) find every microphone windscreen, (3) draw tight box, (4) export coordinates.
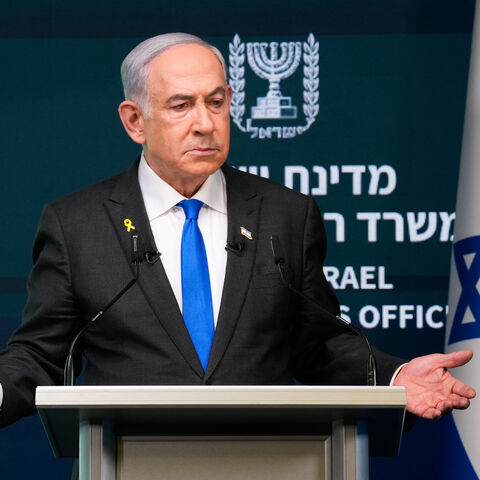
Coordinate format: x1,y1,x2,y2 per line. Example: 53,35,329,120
131,233,143,264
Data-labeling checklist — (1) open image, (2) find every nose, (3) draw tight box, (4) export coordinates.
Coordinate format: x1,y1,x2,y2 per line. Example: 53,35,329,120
192,104,214,135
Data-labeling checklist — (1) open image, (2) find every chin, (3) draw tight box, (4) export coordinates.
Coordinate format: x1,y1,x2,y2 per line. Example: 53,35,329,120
190,158,225,176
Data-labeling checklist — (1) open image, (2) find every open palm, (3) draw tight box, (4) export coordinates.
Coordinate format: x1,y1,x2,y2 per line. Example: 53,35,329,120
393,350,476,419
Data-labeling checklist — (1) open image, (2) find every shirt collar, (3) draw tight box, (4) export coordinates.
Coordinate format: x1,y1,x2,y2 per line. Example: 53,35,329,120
138,153,227,221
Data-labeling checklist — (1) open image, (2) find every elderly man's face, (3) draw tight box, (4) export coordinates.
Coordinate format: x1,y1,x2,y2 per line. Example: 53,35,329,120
139,43,232,196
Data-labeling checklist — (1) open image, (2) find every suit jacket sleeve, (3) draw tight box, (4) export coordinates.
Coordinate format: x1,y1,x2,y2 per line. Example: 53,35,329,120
0,204,83,427
291,195,404,386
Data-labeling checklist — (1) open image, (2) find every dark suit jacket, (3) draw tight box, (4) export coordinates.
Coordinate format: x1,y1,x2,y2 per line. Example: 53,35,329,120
0,160,403,427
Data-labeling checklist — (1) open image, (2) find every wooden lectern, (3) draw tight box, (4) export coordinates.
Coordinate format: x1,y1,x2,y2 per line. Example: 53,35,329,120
36,386,406,480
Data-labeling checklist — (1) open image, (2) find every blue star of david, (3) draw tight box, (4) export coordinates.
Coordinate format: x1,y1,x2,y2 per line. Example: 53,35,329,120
448,235,480,345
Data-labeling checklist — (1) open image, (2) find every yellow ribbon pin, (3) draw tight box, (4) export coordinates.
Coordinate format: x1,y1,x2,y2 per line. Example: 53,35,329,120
124,218,135,232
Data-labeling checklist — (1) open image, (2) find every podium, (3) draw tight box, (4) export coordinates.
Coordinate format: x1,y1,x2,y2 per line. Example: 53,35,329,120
36,386,406,480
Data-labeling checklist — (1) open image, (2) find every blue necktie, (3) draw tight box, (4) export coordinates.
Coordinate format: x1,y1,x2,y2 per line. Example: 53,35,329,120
178,199,215,371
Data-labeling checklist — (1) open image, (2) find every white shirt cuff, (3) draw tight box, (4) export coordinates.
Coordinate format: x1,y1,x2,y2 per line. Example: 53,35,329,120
390,363,408,386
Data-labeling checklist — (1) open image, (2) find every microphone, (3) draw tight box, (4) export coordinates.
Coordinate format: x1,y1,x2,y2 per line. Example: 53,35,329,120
144,251,161,264
225,239,244,254
269,235,377,386
63,232,144,386
131,232,143,264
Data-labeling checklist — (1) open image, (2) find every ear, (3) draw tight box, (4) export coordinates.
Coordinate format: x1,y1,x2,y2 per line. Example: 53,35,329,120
226,85,233,109
118,100,146,144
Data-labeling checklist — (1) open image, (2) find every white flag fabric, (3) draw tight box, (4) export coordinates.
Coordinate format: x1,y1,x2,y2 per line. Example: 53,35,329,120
444,1,480,478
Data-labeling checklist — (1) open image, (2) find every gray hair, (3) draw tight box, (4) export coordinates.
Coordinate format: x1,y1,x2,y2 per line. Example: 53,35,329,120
120,33,227,117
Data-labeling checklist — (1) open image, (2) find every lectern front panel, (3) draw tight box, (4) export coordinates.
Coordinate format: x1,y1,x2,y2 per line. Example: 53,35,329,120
117,436,331,480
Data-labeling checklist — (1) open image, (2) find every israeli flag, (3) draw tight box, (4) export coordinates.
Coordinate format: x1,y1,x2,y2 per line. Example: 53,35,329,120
444,1,480,478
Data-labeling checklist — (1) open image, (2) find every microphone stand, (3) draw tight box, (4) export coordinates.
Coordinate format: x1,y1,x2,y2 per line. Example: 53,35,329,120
270,235,377,386
63,233,143,386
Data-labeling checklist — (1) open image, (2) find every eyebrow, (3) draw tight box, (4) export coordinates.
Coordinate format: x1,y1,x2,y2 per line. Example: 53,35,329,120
165,86,226,105
207,86,227,98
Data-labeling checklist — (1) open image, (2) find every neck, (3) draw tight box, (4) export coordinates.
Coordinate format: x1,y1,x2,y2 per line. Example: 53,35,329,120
143,155,209,197
174,177,207,198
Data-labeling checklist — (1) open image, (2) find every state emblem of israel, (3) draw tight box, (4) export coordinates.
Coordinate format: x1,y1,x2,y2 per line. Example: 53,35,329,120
228,33,319,139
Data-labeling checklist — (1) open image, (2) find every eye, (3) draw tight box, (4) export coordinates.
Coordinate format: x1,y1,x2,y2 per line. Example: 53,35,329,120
209,98,225,108
172,103,188,111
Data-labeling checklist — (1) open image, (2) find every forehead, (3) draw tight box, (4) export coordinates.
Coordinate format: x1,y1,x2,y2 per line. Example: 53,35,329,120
147,44,225,95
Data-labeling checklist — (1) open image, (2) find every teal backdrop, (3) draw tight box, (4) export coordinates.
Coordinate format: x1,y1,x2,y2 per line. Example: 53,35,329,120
0,1,475,478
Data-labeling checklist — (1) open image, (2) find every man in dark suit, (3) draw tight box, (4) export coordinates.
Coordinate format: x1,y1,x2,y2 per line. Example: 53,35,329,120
0,33,474,429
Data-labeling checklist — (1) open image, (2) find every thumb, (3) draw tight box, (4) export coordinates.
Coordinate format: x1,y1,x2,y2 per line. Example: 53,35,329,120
441,350,473,369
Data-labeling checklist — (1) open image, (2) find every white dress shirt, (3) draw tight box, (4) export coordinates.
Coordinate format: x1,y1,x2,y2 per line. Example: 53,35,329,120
138,154,228,326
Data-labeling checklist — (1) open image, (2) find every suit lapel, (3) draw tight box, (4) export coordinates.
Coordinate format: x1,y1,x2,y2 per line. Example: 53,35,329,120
103,159,204,378
205,165,262,380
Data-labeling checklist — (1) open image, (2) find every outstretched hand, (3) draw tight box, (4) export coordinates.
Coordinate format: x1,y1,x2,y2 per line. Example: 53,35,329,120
393,350,476,419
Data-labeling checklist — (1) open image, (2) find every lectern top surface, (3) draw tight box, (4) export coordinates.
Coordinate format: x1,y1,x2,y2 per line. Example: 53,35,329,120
36,385,406,408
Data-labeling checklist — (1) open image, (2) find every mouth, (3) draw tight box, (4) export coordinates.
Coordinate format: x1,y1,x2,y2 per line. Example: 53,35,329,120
185,147,220,156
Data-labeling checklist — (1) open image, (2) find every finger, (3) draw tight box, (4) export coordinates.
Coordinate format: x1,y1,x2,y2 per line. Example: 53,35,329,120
451,395,471,410
436,399,453,413
407,400,444,419
452,380,476,399
441,350,473,369
437,396,470,412
454,399,471,410
419,407,443,420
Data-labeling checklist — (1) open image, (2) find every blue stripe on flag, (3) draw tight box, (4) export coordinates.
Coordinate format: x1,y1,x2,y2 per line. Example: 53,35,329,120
449,236,480,344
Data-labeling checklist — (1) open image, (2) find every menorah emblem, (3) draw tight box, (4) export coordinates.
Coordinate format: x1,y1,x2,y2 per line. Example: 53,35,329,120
246,41,302,120
229,33,319,139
